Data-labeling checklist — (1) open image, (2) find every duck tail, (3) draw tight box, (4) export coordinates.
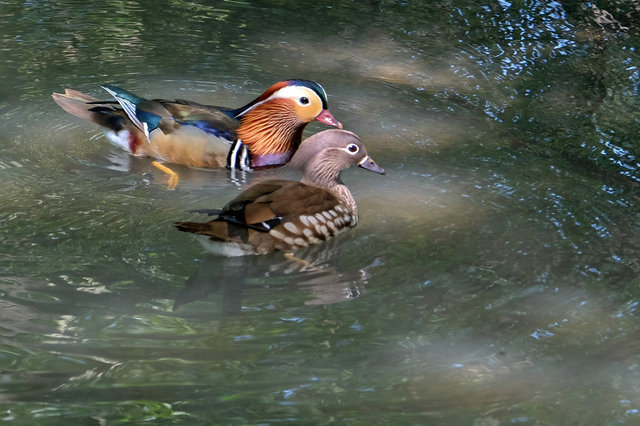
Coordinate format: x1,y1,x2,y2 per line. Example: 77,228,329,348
175,221,213,235
52,89,122,130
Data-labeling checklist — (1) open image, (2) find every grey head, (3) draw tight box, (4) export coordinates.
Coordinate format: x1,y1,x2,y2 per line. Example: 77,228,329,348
290,129,384,187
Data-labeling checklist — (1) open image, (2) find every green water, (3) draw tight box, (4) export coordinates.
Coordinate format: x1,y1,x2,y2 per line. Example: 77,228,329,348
1,0,640,424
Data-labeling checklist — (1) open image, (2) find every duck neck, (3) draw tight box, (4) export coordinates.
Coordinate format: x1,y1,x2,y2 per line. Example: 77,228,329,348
236,102,305,168
301,170,357,221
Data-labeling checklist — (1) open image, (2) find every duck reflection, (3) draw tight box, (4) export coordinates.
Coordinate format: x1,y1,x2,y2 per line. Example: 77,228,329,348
173,241,377,312
104,149,242,188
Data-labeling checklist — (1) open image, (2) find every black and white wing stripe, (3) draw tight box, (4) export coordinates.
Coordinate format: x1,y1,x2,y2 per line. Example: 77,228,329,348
226,139,252,171
101,85,151,141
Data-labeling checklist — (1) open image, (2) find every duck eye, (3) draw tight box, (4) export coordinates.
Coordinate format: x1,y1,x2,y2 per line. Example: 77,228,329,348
299,96,309,105
347,144,359,153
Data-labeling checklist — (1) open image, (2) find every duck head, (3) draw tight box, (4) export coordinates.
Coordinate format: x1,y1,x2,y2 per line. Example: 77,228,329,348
290,129,385,188
234,80,343,168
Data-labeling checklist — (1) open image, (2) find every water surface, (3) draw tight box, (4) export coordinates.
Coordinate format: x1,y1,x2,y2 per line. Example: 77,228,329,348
1,0,640,424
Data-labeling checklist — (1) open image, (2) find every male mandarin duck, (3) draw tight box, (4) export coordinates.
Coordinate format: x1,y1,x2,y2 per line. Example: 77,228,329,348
52,80,342,188
175,129,385,256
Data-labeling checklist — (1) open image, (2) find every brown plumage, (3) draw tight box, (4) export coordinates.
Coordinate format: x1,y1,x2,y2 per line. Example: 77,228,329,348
175,129,385,256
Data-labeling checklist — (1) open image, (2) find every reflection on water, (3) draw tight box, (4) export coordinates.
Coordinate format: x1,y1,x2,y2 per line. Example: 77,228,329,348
1,0,640,424
174,242,374,311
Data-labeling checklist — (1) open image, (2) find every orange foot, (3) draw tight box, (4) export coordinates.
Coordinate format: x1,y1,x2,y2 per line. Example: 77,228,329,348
152,161,179,190
283,252,322,272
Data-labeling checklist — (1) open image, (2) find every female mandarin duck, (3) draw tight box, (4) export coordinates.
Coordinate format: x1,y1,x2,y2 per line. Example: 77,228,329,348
175,129,384,256
52,80,342,188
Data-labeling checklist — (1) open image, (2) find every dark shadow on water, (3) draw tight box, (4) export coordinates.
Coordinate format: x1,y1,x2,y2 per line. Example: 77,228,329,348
173,242,380,312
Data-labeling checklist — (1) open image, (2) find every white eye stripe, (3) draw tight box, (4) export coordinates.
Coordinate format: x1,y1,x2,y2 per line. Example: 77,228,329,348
236,86,320,117
263,86,319,107
340,143,360,155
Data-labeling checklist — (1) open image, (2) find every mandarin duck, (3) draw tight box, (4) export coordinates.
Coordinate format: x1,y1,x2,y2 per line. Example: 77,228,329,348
52,80,342,188
175,129,384,256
